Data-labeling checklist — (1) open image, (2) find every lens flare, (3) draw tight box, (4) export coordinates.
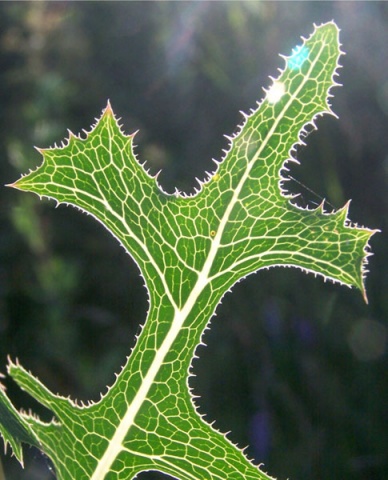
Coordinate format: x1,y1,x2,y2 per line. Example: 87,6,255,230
288,45,309,70
267,81,286,104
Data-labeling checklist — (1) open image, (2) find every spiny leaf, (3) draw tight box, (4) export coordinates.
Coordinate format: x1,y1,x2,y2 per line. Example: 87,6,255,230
0,370,40,465
1,22,377,480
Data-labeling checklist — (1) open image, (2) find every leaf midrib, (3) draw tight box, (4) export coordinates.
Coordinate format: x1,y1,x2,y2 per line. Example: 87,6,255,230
90,37,328,479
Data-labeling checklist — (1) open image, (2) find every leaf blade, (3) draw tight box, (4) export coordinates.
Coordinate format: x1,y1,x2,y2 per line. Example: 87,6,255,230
3,22,378,480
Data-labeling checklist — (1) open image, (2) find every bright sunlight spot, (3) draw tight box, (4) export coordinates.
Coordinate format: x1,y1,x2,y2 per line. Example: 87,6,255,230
267,81,286,103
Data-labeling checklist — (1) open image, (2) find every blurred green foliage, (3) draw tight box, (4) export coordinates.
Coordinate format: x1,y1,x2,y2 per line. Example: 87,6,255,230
0,2,386,479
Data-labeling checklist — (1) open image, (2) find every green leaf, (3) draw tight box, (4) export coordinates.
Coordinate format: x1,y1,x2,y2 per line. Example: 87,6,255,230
0,369,40,465
2,22,377,480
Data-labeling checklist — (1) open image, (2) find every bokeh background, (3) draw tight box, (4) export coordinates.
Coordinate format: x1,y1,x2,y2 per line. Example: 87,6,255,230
0,2,387,479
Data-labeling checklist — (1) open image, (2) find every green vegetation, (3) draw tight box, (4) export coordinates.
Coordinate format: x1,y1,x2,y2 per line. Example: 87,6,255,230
0,22,377,480
1,3,386,480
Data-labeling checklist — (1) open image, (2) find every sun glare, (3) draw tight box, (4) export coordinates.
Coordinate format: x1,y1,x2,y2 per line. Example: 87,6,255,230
267,81,286,104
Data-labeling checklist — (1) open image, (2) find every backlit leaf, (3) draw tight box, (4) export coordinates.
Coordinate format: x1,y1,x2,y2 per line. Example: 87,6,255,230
1,22,377,480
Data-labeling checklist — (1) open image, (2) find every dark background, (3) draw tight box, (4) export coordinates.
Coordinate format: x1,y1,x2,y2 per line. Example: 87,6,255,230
0,2,387,479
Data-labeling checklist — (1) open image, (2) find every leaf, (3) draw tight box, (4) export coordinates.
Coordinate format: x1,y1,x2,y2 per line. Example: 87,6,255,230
1,22,377,480
0,370,40,465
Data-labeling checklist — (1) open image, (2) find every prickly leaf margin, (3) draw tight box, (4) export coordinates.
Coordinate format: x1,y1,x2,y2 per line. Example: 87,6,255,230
1,22,377,480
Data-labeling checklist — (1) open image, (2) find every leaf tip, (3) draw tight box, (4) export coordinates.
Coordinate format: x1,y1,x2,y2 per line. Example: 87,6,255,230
5,179,25,191
105,99,114,117
362,288,369,305
360,226,380,304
